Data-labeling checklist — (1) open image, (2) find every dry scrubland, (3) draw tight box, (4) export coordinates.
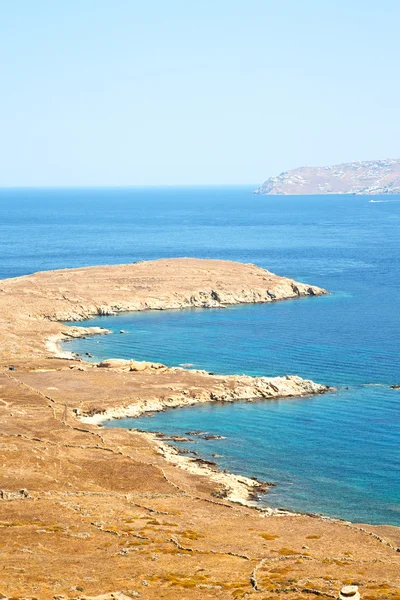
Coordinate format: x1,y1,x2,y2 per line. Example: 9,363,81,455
0,258,399,599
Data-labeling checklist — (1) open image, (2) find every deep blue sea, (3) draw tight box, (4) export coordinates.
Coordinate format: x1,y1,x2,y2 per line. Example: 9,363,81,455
1,186,399,525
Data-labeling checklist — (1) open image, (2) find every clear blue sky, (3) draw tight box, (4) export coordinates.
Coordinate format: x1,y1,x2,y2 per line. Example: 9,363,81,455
1,0,399,186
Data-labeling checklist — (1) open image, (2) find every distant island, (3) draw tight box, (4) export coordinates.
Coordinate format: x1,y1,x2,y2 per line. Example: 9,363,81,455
256,158,400,195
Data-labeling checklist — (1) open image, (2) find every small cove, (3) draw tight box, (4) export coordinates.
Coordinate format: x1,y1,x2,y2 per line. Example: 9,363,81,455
105,386,400,525
66,292,400,525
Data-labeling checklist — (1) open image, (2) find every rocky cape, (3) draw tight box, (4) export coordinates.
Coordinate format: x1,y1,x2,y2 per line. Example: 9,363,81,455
0,257,327,360
256,158,400,195
76,359,330,506
80,358,329,423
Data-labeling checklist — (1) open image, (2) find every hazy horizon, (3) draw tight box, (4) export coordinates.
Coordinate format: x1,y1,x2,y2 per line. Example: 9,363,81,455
2,158,400,190
1,0,399,186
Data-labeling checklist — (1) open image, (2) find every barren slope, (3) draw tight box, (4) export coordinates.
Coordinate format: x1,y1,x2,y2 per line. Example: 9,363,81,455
256,158,400,195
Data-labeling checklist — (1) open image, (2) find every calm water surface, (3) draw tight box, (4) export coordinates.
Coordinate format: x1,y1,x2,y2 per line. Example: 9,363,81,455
1,187,399,524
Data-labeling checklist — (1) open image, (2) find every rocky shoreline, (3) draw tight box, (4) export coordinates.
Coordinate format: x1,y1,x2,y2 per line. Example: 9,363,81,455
0,258,328,360
73,357,330,507
145,432,290,509
1,259,399,599
2,257,331,510
77,358,330,424
1,257,330,510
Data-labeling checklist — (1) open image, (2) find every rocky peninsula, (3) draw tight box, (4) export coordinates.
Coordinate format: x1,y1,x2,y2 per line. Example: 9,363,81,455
0,258,327,359
256,158,400,195
0,259,399,600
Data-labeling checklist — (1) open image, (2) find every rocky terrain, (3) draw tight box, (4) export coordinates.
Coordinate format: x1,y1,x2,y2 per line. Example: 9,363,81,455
256,158,400,195
80,359,329,422
1,356,399,600
0,259,399,599
4,357,330,508
0,258,327,360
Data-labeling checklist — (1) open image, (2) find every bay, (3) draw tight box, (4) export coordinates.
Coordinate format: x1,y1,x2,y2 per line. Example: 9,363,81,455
1,186,399,524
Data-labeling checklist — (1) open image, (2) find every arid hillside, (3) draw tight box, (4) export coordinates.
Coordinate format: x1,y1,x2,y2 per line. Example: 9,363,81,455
256,159,400,195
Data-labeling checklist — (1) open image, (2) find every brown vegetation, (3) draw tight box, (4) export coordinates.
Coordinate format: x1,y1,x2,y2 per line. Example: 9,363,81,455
0,260,398,598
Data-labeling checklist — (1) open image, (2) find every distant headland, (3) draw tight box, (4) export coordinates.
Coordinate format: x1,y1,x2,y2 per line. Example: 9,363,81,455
256,158,400,195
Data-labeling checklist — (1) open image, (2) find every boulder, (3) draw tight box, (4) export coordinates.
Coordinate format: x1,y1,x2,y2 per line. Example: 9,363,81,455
339,585,360,600
98,359,132,370
98,358,166,372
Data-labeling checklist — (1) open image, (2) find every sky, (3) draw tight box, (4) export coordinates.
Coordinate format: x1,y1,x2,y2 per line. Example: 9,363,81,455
0,0,399,186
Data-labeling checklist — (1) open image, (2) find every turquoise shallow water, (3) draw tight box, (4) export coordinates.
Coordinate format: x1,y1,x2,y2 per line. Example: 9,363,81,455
106,387,400,524
69,302,400,525
0,187,399,524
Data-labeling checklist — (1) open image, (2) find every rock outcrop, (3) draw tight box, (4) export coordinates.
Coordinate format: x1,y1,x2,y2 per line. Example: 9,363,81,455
80,367,329,422
256,158,400,195
97,358,168,372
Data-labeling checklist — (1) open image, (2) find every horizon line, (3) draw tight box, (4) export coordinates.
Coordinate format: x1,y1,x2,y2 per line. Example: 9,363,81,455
0,183,259,190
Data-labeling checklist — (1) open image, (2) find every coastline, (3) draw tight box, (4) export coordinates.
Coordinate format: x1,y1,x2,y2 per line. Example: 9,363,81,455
141,430,276,508
0,258,328,360
31,322,400,528
5,257,329,511
71,355,330,508
45,326,112,359
132,431,400,550
76,359,330,424
50,335,399,527
2,257,332,512
1,259,399,598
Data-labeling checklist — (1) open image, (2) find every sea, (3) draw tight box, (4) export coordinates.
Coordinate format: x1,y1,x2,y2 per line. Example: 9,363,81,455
1,186,399,525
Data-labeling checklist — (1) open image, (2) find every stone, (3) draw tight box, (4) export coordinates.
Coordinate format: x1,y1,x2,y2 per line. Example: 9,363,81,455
130,360,152,372
98,359,132,370
97,358,166,372
339,585,360,600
